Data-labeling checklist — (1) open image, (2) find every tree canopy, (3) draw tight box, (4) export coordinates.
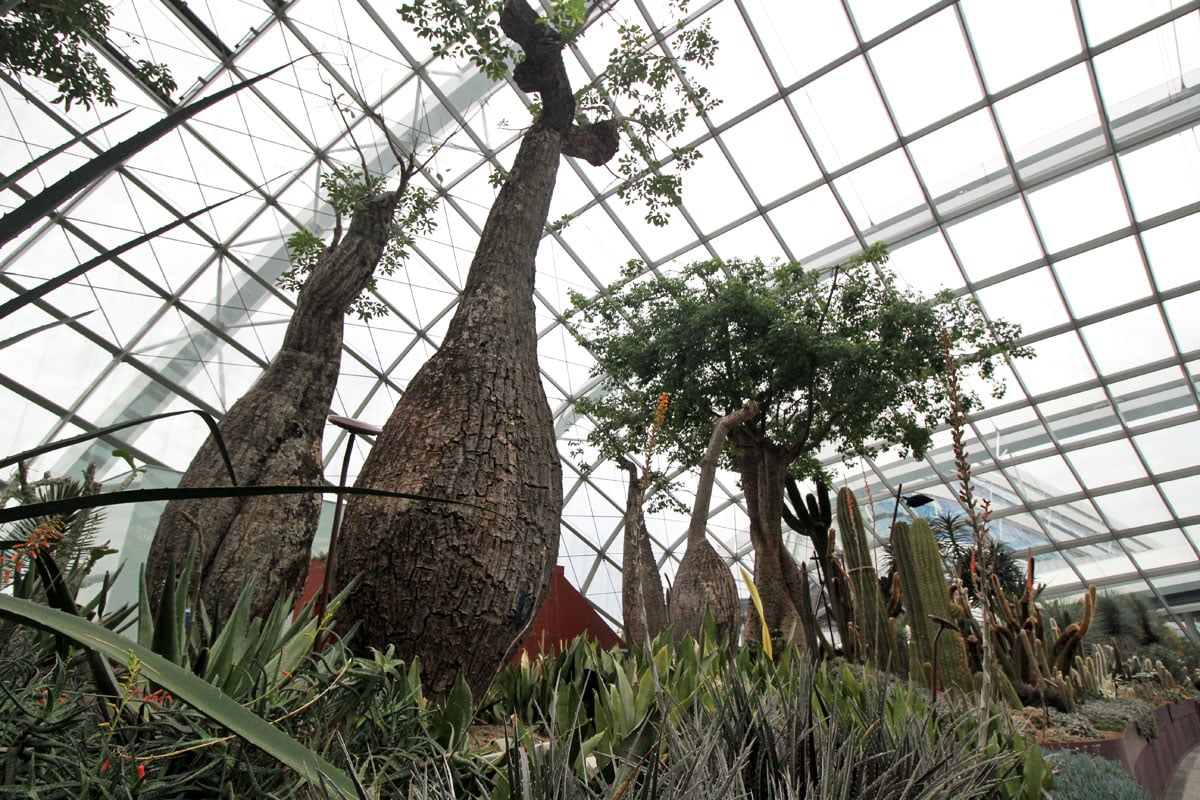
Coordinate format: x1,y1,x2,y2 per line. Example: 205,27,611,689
1,1,174,110
569,243,1032,480
397,0,718,226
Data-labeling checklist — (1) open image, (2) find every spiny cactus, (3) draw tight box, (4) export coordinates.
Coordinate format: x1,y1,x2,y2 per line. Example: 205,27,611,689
957,553,1096,710
891,518,974,696
784,478,853,653
835,487,897,671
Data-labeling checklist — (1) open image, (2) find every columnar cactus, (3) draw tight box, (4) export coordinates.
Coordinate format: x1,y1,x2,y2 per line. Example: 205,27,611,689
891,518,974,696
835,488,897,670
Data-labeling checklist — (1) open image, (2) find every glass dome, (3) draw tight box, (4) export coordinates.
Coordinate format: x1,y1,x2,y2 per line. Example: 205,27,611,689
2,0,1198,632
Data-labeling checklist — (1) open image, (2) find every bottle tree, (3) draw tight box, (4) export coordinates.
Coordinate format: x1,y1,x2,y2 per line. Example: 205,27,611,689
569,245,1031,646
333,0,717,695
147,160,435,622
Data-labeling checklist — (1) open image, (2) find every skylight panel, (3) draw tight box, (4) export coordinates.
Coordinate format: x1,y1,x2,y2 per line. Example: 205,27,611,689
1094,485,1173,528
1142,213,1200,291
792,57,895,172
1118,130,1200,222
1015,331,1096,396
675,140,756,235
1026,161,1130,254
1127,531,1198,581
1093,14,1200,117
721,101,820,206
1137,421,1200,475
681,2,775,129
1163,293,1200,353
908,110,1009,214
960,0,1081,94
945,198,1042,282
1107,366,1194,429
1015,453,1085,496
741,0,855,85
974,267,1070,337
844,0,938,42
868,8,982,135
1061,545,1134,585
107,1,227,91
1052,237,1152,319
833,150,923,233
767,184,857,262
1077,0,1188,46
1066,438,1150,488
887,230,964,292
1082,306,1176,376
993,65,1102,176
141,0,269,54
710,217,788,263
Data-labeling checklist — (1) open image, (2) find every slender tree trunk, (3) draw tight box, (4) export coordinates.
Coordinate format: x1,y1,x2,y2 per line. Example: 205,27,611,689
332,0,619,697
668,402,757,643
146,190,401,622
738,442,810,649
619,459,668,647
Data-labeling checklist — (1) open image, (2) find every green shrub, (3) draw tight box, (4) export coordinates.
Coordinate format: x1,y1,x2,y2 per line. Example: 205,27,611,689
1049,750,1151,800
1076,697,1158,739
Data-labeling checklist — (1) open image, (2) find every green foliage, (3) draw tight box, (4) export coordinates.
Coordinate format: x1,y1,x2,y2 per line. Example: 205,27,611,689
397,0,513,80
1076,696,1158,739
480,633,1050,800
1049,750,1152,800
280,165,438,321
569,245,1029,482
0,593,359,796
0,0,175,109
396,0,719,226
0,463,120,603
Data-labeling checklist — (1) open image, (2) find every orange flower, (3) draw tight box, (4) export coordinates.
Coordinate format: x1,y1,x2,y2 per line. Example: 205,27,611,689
644,393,670,463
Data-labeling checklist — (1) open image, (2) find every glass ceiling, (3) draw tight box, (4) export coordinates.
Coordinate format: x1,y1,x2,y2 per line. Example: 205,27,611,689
2,0,1199,632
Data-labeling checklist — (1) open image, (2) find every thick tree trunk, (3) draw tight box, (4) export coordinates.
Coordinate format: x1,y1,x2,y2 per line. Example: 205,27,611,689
332,0,618,697
738,442,811,650
146,190,401,622
619,459,668,647
668,402,757,643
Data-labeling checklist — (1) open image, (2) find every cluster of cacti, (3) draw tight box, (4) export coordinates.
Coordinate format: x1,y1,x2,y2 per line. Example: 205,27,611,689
891,518,974,696
952,555,1095,710
1070,644,1117,698
784,483,1105,711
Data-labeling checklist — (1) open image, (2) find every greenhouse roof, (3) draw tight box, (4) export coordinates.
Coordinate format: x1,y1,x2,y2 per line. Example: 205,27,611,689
2,0,1198,628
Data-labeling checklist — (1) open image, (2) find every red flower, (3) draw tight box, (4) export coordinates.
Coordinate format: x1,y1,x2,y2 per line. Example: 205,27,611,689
100,759,111,773
137,764,146,780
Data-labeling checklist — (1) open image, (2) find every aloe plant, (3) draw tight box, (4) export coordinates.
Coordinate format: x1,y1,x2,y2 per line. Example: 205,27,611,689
0,594,358,796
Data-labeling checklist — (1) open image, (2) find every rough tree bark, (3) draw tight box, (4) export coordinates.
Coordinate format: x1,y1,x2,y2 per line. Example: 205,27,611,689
332,0,620,696
146,190,402,622
668,401,757,644
618,458,668,647
736,439,812,649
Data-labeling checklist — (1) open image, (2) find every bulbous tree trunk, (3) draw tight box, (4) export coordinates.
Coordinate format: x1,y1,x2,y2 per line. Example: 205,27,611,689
668,402,757,644
146,190,402,622
332,0,619,697
737,440,811,650
619,459,668,647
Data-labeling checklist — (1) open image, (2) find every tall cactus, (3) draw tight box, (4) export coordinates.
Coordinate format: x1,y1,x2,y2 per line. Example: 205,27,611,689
891,518,974,696
784,478,851,653
835,488,896,670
